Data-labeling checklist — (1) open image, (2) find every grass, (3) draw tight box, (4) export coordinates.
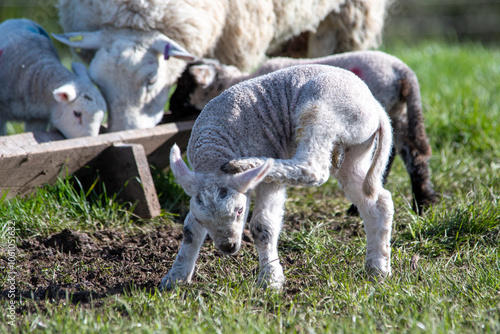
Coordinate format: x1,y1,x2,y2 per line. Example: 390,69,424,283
1,40,500,333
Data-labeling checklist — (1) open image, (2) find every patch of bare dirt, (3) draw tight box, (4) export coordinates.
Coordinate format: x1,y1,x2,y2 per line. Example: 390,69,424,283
0,225,186,308
0,211,360,310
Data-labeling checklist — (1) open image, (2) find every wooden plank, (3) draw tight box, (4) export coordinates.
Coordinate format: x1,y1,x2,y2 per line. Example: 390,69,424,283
0,120,194,200
86,143,161,219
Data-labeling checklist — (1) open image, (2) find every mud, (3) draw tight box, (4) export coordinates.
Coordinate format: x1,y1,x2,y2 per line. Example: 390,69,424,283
0,213,362,310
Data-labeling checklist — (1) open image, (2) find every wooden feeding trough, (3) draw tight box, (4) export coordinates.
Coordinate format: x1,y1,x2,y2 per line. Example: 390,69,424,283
0,119,195,219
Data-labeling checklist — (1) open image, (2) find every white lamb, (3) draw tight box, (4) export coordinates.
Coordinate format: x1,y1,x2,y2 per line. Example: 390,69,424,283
160,65,394,290
169,51,438,215
55,0,391,132
0,19,105,138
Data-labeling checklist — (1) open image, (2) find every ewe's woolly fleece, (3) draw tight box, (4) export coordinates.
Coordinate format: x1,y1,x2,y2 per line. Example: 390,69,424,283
186,64,380,174
59,0,391,72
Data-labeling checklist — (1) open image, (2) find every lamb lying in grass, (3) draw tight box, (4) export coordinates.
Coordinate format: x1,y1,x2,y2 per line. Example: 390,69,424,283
169,50,438,214
0,19,105,138
160,65,394,290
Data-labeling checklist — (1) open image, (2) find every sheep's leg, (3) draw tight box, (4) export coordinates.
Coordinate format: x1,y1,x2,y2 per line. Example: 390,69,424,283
346,146,397,216
159,212,207,290
250,182,287,289
388,101,437,214
336,143,394,279
225,136,334,187
399,141,438,214
24,119,48,133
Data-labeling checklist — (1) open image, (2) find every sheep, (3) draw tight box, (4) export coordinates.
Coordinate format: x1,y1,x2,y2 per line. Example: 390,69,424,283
159,64,394,290
0,19,105,138
169,51,438,215
55,0,391,132
51,29,197,132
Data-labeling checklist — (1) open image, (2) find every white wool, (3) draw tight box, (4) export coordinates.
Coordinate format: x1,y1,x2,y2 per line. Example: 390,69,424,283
160,65,394,290
57,0,391,131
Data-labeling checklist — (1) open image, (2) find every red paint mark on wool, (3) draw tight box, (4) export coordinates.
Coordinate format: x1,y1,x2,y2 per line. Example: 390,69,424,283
349,67,363,79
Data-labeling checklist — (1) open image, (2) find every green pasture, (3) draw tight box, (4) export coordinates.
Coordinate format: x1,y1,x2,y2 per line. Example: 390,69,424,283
1,41,499,333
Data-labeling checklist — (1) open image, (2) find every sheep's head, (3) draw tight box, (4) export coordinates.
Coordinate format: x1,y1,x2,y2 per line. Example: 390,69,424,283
50,63,105,138
52,29,196,132
169,144,273,255
169,59,243,119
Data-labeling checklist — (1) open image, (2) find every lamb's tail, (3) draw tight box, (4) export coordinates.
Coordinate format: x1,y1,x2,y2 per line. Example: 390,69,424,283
362,111,393,198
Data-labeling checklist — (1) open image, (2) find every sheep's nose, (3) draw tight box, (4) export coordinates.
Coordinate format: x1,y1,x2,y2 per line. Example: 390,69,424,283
219,242,237,254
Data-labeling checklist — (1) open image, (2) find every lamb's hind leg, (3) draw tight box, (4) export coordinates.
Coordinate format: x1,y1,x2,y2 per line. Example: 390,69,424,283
336,143,394,279
250,183,287,289
224,135,335,187
346,146,397,217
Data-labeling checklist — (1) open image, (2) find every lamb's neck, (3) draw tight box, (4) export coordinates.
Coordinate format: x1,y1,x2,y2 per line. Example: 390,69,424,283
226,72,254,88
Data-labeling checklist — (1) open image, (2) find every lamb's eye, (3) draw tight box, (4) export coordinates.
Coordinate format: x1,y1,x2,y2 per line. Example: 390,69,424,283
73,111,82,118
236,207,244,216
146,75,158,88
83,94,93,101
196,194,203,205
219,188,228,199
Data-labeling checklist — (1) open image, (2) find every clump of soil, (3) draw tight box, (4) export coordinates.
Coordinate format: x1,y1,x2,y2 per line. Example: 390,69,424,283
43,229,97,254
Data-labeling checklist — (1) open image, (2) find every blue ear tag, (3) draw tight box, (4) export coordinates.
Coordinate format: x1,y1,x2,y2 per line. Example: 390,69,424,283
164,44,171,60
27,26,38,34
27,26,50,40
37,27,51,39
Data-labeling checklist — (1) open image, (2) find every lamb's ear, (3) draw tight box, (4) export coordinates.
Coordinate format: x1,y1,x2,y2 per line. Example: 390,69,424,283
52,31,104,50
189,65,216,88
170,144,197,196
152,34,197,61
53,83,77,103
232,159,274,193
71,62,90,80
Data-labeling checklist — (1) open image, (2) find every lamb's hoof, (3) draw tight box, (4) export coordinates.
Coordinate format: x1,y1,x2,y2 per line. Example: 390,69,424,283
158,276,175,291
365,261,390,283
221,160,249,174
221,159,263,174
414,192,440,215
159,273,188,291
257,266,285,291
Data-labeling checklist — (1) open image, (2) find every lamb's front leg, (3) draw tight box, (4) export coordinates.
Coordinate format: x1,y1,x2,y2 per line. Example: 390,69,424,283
250,183,287,289
159,212,207,290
